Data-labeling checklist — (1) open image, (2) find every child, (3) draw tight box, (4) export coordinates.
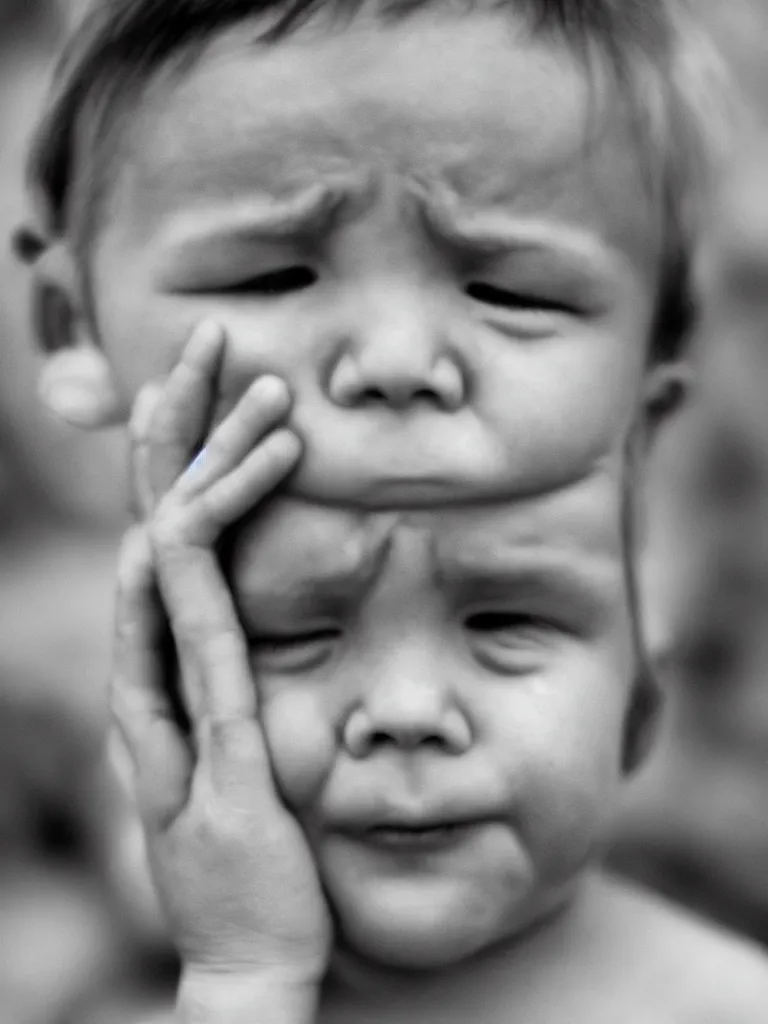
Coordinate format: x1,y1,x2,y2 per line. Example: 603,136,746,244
16,0,768,1019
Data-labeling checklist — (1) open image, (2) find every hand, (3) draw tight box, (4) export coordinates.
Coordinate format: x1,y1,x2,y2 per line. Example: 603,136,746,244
110,322,332,989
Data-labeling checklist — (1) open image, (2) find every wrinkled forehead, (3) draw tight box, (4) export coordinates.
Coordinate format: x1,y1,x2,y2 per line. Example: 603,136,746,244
230,468,625,605
113,8,660,268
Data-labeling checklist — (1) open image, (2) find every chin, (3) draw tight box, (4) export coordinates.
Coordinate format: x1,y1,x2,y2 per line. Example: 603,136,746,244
332,879,510,970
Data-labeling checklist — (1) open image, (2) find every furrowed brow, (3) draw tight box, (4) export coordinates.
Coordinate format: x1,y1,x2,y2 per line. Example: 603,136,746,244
237,523,395,624
434,545,619,612
417,188,616,270
154,177,368,253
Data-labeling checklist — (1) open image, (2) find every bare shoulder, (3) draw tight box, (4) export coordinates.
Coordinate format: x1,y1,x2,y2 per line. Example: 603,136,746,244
593,873,768,1022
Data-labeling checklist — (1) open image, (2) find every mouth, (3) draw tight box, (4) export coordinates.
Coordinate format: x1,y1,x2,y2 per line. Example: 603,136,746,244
339,817,491,853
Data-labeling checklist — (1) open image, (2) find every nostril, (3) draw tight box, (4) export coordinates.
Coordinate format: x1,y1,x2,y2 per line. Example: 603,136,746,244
367,729,445,751
361,387,389,405
369,730,393,748
359,386,442,408
327,350,468,410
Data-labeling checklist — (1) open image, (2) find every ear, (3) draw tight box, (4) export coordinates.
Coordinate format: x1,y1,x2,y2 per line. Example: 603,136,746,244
622,660,662,774
618,428,665,775
639,361,692,447
14,226,128,429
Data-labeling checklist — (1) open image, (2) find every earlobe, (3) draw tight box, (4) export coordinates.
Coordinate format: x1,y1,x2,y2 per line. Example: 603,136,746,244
20,234,128,429
38,346,127,429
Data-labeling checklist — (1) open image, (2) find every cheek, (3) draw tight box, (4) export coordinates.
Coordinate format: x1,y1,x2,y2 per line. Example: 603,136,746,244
94,278,190,395
491,656,629,874
93,240,320,399
259,684,337,809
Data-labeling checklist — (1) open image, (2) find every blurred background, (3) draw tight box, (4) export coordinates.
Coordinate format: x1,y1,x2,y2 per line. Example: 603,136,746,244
2,1,768,1021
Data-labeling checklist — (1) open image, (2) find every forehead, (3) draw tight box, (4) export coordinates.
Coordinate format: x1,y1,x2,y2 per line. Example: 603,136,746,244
230,471,624,606
111,8,659,266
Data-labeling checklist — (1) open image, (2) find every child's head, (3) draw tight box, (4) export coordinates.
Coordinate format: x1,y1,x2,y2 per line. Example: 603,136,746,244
20,0,724,506
225,490,636,969
18,0,729,971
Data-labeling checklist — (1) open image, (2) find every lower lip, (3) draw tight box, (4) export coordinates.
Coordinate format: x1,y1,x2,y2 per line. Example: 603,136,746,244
355,823,480,853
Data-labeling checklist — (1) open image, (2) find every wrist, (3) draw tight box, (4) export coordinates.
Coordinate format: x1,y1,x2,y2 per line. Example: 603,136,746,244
177,966,320,1024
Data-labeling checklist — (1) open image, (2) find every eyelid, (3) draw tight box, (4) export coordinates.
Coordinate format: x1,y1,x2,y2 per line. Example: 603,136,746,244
236,265,316,293
250,626,341,673
465,281,578,315
464,610,555,632
173,264,318,297
253,626,341,648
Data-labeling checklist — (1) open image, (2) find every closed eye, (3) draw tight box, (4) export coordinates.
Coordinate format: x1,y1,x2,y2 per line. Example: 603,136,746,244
254,627,341,654
250,627,342,673
219,265,317,296
464,610,559,672
465,282,574,314
465,611,546,633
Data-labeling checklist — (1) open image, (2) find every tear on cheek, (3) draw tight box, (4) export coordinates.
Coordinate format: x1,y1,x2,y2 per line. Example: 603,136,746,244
261,691,336,808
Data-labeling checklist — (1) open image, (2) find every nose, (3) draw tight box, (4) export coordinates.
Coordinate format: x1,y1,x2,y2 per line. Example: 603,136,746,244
342,653,471,758
327,288,467,411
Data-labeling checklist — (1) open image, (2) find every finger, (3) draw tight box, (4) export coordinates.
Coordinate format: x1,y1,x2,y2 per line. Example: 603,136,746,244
177,429,301,546
111,527,193,828
136,321,225,510
106,727,136,801
197,715,273,812
175,374,291,500
111,527,169,752
151,538,258,726
129,381,165,520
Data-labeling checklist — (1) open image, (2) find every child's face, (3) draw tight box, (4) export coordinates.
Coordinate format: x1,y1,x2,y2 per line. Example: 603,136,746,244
228,480,633,968
91,6,661,507
85,5,658,968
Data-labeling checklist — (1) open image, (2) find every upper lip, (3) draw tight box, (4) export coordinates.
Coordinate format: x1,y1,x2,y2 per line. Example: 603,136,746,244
328,805,495,834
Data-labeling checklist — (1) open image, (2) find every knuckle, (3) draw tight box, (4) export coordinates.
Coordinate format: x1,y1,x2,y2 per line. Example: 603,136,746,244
195,487,231,535
151,494,215,551
196,624,249,676
129,381,164,441
107,693,133,746
116,527,150,587
210,717,263,764
146,399,186,445
194,488,225,528
150,498,190,549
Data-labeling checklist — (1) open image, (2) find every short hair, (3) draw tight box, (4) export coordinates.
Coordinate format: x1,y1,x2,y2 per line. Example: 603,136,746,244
23,0,732,362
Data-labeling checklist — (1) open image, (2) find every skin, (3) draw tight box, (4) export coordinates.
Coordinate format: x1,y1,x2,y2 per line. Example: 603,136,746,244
74,5,768,1020
112,330,768,1024
228,483,633,970
90,6,662,508
86,7,659,963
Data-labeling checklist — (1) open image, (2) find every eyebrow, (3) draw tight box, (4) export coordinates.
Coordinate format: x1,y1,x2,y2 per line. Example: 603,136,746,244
434,546,619,612
237,524,395,623
154,177,370,254
418,188,618,271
